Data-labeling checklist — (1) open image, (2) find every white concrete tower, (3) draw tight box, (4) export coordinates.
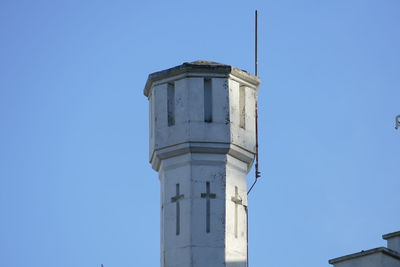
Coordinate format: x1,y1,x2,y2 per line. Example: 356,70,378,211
144,60,260,267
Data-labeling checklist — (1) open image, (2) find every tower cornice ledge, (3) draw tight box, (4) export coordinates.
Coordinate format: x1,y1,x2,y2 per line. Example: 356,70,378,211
144,60,260,97
150,141,255,172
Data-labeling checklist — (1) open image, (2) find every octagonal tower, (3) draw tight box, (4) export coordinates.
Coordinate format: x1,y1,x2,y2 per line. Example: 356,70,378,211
144,60,260,267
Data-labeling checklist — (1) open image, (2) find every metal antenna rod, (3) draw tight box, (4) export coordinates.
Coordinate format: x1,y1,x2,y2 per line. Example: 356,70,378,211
247,9,261,267
248,9,261,195
255,9,258,76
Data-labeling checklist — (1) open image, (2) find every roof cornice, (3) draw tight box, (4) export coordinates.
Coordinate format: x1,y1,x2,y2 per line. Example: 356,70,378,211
144,60,260,97
329,247,400,264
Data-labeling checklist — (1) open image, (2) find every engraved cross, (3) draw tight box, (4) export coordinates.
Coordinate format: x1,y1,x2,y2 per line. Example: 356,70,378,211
171,184,184,235
231,186,243,238
201,181,216,233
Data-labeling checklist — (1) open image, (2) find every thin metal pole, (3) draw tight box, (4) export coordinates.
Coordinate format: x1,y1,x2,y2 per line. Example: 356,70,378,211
247,11,261,267
255,9,260,181
248,9,261,196
255,10,258,76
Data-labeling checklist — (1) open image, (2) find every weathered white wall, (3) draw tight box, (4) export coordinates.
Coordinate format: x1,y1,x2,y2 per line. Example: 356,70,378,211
228,79,256,155
225,154,248,267
386,235,400,253
159,152,249,267
150,77,232,164
160,153,226,267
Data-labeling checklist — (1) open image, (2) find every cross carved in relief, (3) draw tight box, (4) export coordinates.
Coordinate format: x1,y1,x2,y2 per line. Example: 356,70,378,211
201,181,216,233
171,184,184,235
231,186,244,238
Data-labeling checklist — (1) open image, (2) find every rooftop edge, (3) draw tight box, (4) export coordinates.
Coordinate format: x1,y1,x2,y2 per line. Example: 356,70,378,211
143,60,260,97
329,247,400,264
383,231,400,240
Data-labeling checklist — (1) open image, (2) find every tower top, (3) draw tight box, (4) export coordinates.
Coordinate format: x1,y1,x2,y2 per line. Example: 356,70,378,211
144,60,260,97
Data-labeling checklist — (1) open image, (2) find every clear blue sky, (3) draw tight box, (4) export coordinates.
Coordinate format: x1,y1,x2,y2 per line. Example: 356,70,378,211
0,1,399,266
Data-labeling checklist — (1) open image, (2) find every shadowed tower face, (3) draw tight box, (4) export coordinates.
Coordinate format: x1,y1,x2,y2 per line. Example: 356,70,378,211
144,60,260,267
